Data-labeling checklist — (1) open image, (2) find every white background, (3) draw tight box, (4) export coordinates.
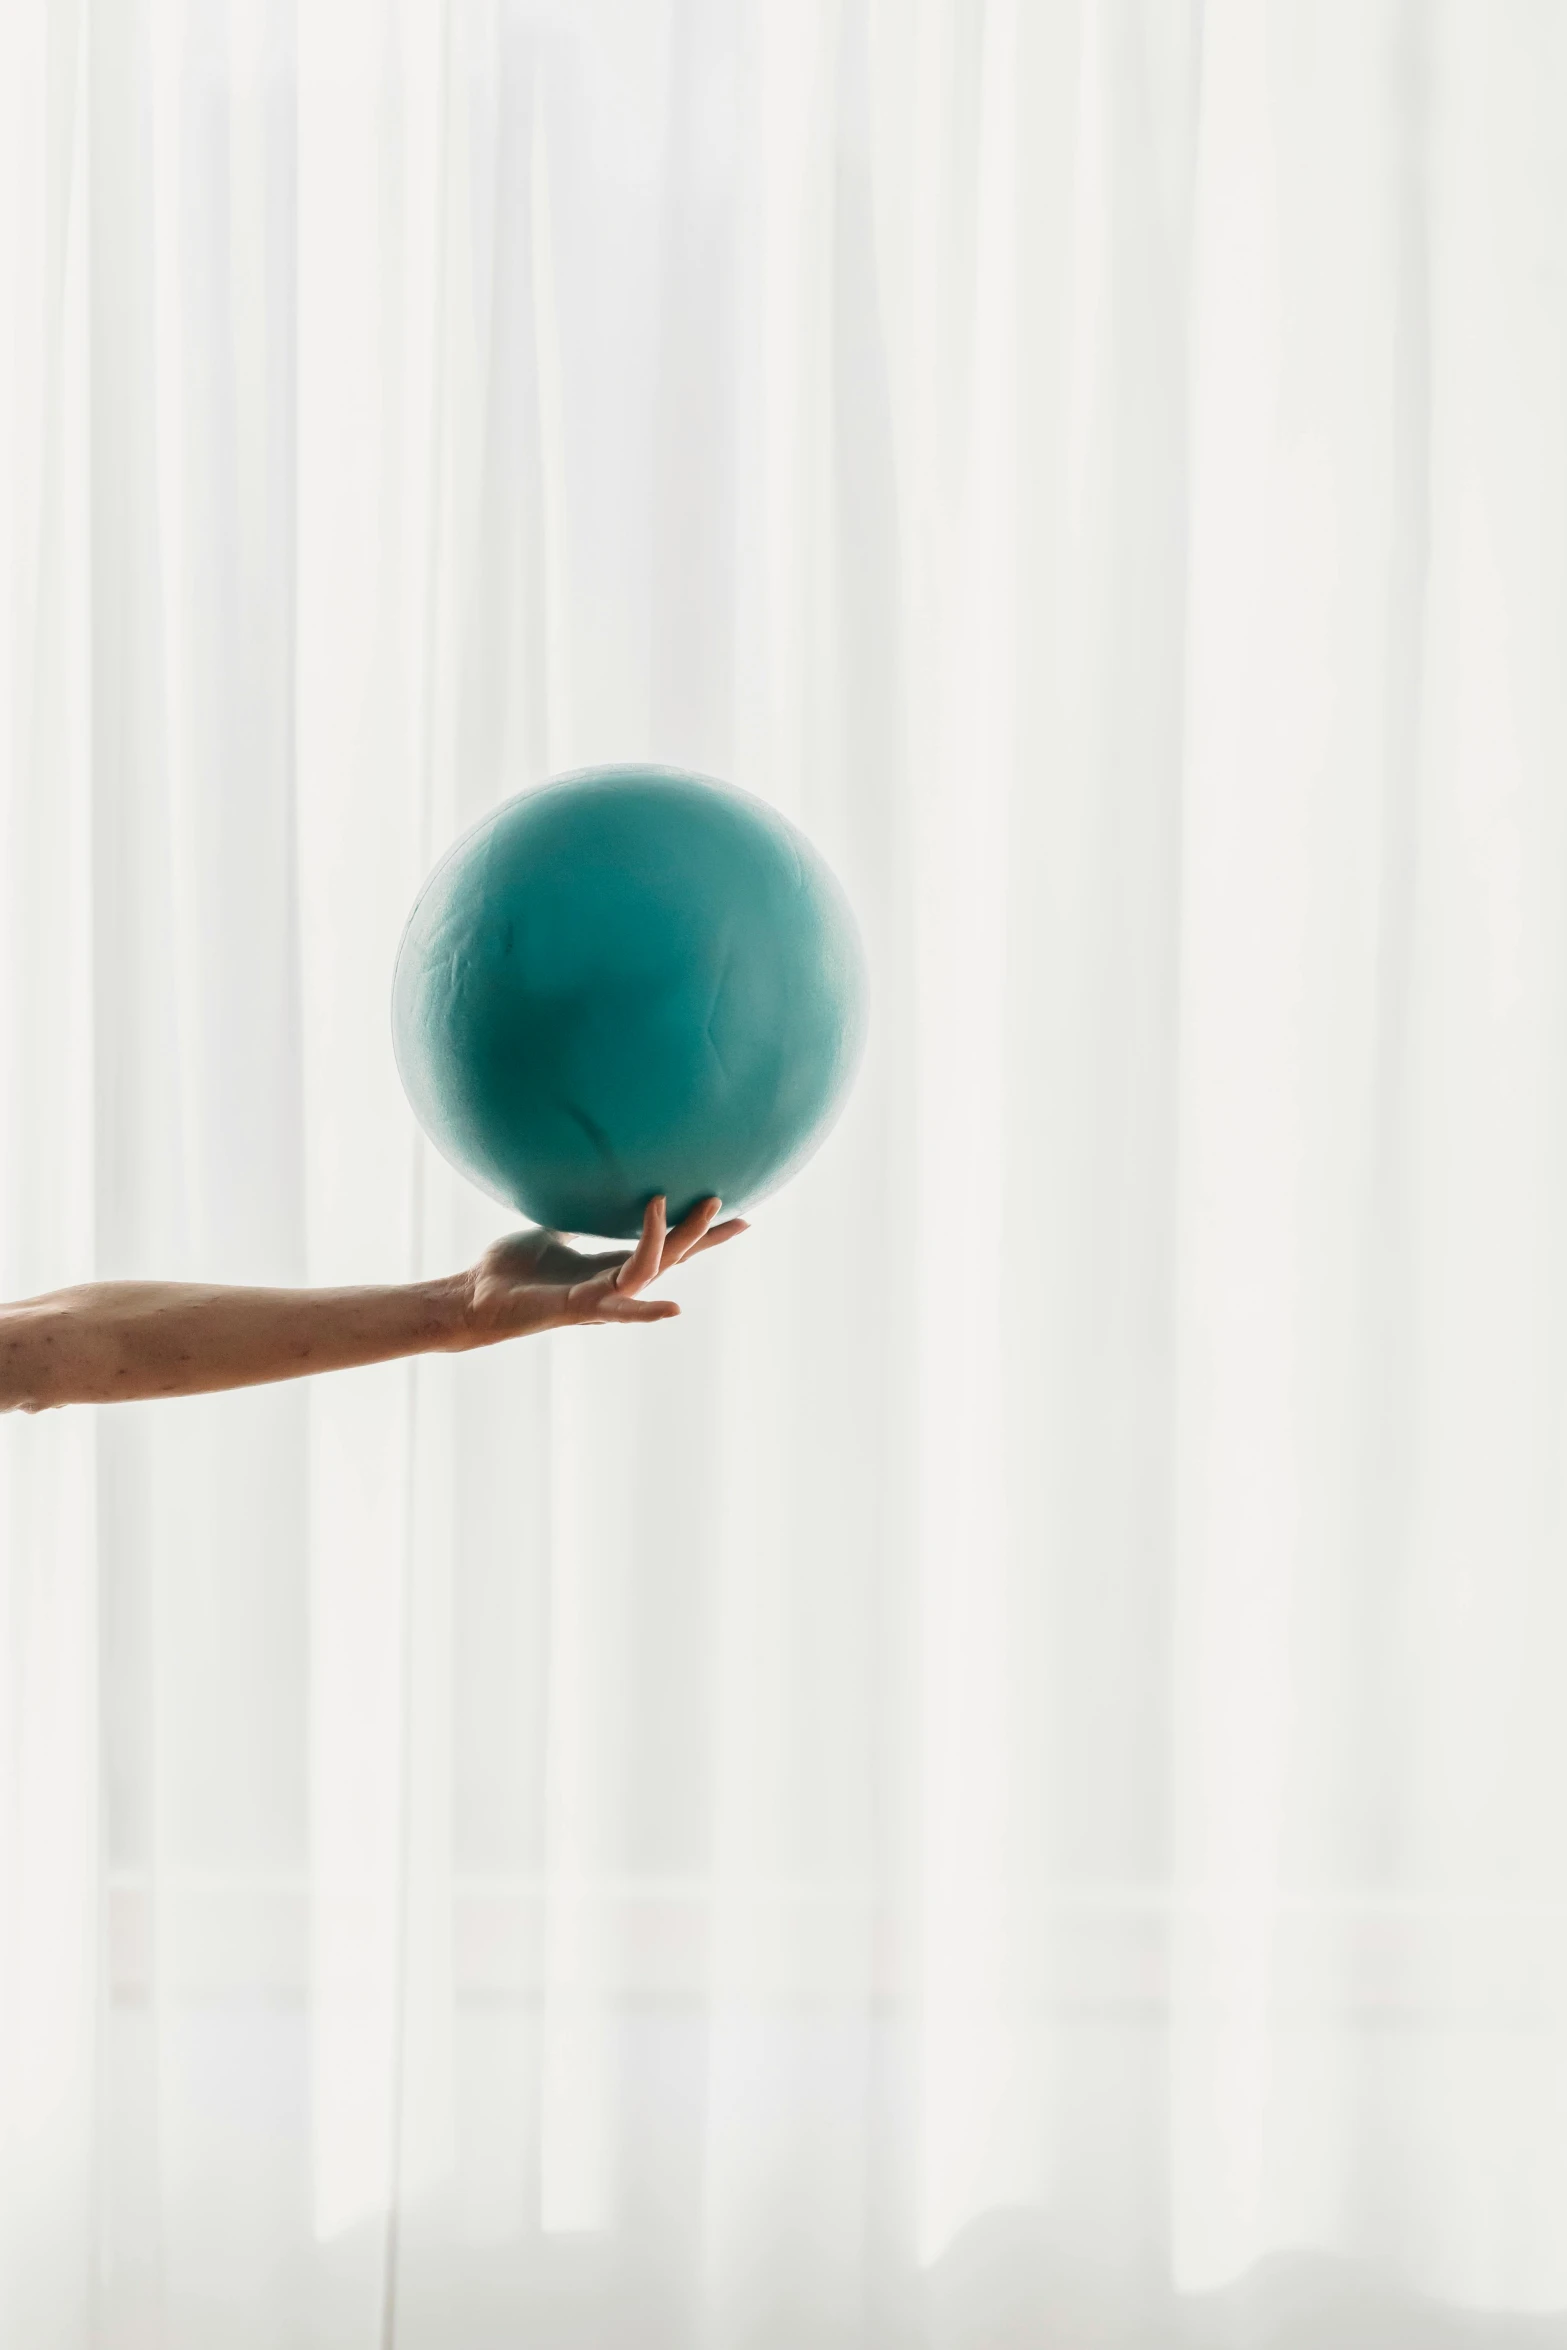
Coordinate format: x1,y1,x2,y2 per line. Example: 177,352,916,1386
7,1,1567,2343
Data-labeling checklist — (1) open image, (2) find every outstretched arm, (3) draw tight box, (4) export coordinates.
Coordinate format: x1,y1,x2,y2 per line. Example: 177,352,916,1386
0,1196,744,1413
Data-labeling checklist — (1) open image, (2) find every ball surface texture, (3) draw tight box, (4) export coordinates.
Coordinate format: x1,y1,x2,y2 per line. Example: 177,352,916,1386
392,766,867,1238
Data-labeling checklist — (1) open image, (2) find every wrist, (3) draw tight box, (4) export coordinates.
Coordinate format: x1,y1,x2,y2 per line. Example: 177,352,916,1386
416,1271,478,1353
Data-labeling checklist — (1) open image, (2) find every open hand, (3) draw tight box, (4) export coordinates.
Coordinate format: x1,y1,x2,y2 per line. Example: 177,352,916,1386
461,1195,747,1343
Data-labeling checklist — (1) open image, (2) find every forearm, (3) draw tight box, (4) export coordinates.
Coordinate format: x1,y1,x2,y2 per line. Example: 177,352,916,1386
0,1275,475,1412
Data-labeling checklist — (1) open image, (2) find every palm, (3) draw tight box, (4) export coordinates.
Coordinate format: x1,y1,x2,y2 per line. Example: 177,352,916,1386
466,1195,746,1337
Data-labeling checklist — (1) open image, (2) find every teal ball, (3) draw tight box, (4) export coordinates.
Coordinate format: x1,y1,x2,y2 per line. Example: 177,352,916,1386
392,765,868,1239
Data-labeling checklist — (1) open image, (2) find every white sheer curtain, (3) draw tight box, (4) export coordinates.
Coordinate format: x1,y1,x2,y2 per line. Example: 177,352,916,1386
6,1,1567,2342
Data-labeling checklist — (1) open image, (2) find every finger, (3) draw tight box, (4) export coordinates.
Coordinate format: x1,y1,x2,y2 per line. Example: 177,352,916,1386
660,1195,722,1270
572,1248,633,1277
616,1196,667,1294
566,1262,680,1320
593,1294,681,1324
683,1216,749,1259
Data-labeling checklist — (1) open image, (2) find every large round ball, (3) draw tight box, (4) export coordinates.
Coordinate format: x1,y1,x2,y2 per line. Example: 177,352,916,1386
392,765,868,1238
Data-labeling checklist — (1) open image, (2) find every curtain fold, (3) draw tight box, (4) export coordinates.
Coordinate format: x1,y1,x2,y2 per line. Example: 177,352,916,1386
7,1,1567,2342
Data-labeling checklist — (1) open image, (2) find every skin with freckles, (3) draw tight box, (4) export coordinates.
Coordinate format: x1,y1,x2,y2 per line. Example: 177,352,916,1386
0,1195,745,1414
